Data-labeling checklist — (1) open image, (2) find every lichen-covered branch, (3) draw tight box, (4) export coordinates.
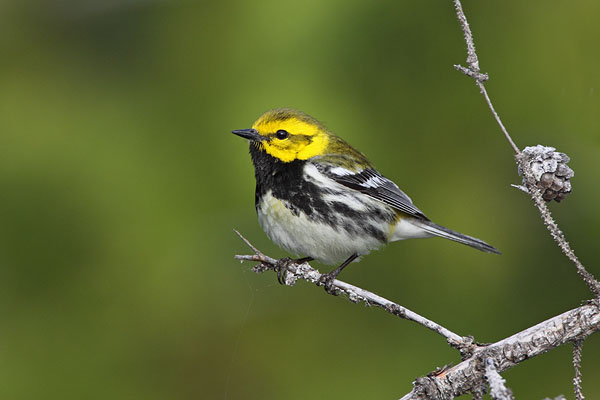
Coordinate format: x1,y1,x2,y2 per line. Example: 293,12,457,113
233,230,471,350
399,301,600,400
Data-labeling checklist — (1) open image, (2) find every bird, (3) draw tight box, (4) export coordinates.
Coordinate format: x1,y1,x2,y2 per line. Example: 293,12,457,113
232,108,499,291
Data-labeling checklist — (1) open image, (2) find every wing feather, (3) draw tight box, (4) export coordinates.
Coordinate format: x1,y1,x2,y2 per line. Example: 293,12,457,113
319,165,428,219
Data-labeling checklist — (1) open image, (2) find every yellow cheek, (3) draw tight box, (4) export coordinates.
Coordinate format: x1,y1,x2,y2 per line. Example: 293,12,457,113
262,135,328,163
263,143,297,163
297,134,327,160
253,117,330,162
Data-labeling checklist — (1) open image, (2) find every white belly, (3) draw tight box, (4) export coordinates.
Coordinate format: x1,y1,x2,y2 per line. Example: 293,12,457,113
257,191,386,265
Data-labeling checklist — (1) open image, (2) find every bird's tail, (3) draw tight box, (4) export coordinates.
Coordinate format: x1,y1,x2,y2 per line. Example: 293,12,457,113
412,219,501,254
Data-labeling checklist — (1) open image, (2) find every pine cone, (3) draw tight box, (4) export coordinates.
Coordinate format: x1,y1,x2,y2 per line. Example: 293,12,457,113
517,145,574,202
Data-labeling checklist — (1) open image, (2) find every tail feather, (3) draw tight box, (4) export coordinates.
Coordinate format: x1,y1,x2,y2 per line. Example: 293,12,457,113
413,219,501,254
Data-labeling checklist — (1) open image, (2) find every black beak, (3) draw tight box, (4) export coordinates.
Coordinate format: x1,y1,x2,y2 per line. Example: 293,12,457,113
231,128,264,141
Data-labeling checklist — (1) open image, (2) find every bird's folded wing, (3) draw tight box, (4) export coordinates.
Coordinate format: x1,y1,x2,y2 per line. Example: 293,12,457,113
319,165,428,220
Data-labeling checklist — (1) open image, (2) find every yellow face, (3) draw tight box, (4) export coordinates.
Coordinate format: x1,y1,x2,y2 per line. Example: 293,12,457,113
252,114,329,163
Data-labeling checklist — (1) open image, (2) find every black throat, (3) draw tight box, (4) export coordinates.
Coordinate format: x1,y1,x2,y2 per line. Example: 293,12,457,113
249,142,307,209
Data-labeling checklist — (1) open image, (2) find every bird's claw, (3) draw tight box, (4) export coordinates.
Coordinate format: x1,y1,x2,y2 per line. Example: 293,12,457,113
274,257,314,285
318,272,340,295
275,257,292,285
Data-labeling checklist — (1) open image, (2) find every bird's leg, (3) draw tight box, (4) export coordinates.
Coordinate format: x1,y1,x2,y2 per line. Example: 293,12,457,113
318,253,359,294
295,257,314,264
275,256,313,285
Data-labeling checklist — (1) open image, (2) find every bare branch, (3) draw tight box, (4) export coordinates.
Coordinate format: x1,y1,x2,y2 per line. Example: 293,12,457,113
234,233,600,400
399,301,600,400
234,231,471,350
452,0,600,298
452,0,519,154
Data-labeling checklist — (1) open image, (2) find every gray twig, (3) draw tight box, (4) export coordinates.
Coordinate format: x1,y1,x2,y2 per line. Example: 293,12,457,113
485,358,514,400
234,230,471,351
573,339,585,400
515,163,600,297
453,0,519,154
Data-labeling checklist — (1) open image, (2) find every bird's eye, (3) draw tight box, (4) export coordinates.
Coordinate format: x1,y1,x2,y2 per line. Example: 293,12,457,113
275,130,289,140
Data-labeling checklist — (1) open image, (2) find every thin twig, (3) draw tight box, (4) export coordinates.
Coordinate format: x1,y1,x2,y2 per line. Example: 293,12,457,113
452,0,520,155
234,229,263,256
573,339,584,400
516,167,600,297
452,0,482,77
477,83,520,155
234,230,470,350
452,0,600,298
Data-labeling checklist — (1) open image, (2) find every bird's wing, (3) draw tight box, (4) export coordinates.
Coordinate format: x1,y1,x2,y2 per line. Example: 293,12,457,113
319,165,428,220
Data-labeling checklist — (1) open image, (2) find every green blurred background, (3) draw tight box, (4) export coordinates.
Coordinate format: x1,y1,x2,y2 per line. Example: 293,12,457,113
1,0,599,398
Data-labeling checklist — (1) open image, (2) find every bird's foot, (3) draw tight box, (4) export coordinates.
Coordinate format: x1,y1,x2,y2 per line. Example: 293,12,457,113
317,271,340,295
317,254,358,295
275,257,293,285
275,257,313,285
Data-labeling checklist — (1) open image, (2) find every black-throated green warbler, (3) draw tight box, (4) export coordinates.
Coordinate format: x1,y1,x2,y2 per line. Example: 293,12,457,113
233,108,499,289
